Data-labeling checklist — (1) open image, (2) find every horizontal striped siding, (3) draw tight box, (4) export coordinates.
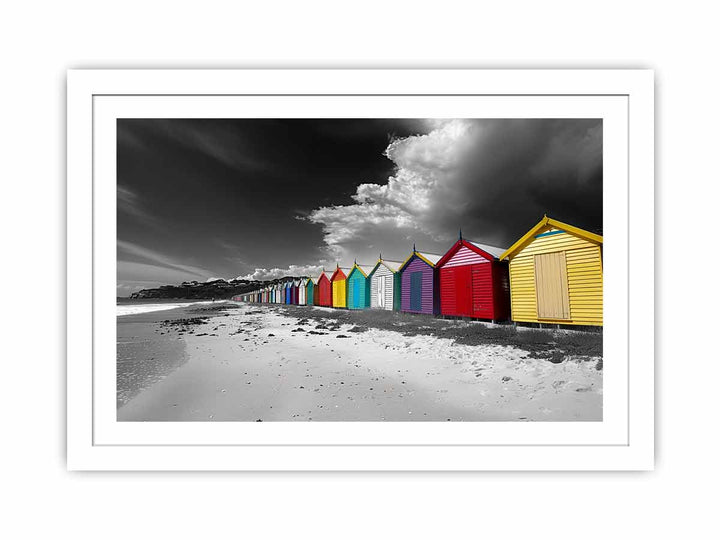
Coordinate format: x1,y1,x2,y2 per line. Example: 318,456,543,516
508,229,603,326
401,257,435,314
317,278,332,306
471,263,493,319
332,278,347,308
370,265,395,310
347,273,369,309
306,282,314,305
444,245,490,268
439,267,458,314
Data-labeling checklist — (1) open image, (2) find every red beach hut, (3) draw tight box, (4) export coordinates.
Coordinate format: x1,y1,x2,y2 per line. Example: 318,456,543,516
436,234,510,321
316,270,332,307
291,280,299,305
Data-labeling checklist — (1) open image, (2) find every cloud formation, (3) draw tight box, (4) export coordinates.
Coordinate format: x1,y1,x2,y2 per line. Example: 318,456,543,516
307,119,602,264
117,240,221,293
117,186,162,229
237,264,326,281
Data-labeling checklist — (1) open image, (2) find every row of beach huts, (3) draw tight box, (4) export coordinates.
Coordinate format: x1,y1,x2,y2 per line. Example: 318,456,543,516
233,216,603,327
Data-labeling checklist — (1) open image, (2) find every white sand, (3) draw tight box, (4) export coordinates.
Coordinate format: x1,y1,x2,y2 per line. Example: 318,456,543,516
118,304,602,421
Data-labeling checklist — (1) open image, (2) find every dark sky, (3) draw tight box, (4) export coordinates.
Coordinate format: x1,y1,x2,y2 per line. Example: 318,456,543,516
117,118,602,295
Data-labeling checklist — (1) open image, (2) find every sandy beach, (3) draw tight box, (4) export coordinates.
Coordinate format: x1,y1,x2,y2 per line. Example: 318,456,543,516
117,302,602,421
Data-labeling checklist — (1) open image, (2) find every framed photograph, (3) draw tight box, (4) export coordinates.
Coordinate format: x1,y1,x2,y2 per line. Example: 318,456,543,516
67,69,654,470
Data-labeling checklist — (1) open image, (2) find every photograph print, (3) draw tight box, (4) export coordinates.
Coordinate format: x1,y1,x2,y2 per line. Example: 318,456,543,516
117,117,603,422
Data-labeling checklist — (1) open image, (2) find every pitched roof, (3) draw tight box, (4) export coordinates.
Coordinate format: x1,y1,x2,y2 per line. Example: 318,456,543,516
468,241,506,259
370,258,404,275
500,215,603,260
436,238,508,267
399,250,444,271
330,266,351,281
380,259,403,272
349,263,375,277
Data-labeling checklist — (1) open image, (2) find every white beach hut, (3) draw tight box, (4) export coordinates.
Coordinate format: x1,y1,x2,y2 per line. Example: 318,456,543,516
298,278,308,305
275,282,282,304
369,257,404,311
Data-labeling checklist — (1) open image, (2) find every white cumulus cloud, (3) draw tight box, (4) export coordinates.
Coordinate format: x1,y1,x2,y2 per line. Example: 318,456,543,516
306,118,602,265
236,263,326,282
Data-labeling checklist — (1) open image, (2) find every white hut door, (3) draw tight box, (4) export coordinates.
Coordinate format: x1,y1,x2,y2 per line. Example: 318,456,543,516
377,275,386,308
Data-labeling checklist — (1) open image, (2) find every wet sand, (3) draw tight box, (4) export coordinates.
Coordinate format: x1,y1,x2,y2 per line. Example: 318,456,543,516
117,302,602,421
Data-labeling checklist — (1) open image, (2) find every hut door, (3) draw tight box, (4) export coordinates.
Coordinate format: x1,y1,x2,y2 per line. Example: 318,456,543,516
534,252,570,320
471,263,492,319
410,272,423,311
455,266,472,316
352,278,360,307
377,275,386,308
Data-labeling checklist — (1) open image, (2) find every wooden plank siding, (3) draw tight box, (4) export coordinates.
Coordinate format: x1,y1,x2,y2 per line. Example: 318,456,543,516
369,264,395,310
443,245,486,267
305,280,314,306
436,240,510,320
298,279,307,305
347,268,370,310
316,273,332,307
330,268,350,309
507,228,603,326
332,278,347,307
534,252,570,319
400,257,438,315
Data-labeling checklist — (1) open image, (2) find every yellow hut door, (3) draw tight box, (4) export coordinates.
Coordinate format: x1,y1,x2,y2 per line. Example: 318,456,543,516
534,252,570,320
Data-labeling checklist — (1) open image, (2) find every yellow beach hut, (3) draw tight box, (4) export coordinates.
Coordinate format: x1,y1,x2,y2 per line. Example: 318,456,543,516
500,216,603,327
330,265,351,308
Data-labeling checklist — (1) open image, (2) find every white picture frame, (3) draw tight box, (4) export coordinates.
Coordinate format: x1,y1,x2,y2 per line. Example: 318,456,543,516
67,69,654,471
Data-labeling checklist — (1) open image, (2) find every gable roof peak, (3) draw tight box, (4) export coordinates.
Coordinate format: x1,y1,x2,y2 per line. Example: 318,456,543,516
500,215,603,260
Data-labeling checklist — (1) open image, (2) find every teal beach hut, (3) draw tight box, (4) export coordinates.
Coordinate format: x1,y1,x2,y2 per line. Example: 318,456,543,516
306,277,316,306
346,262,374,310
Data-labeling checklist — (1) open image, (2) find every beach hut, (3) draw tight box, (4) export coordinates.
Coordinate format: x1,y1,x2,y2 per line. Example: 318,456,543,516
298,278,308,305
436,234,511,321
398,245,443,315
500,215,603,327
330,265,351,308
290,280,299,304
316,270,332,307
275,282,283,304
306,277,316,306
346,262,375,310
283,281,292,304
368,256,403,311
